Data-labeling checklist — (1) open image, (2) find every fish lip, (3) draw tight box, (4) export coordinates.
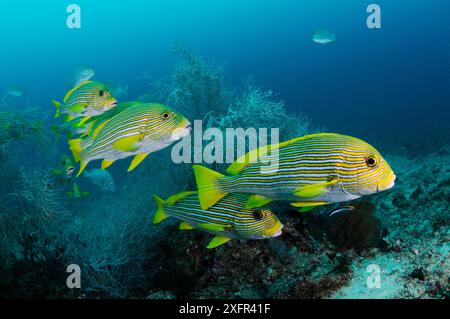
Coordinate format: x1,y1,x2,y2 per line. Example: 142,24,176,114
271,229,283,237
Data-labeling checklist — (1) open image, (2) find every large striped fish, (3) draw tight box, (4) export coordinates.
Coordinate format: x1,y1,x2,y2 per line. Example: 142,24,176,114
152,192,283,249
193,133,396,211
52,81,117,124
68,102,191,176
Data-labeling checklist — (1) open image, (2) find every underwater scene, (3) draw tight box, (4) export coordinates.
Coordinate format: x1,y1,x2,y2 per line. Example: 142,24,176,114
0,0,449,301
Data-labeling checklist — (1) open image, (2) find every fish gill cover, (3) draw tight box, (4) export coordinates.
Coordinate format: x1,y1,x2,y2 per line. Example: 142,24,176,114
0,0,448,301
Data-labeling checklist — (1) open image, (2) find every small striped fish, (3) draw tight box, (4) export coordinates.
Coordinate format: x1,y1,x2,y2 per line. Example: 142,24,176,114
68,102,191,176
193,133,396,211
153,192,283,249
52,81,117,124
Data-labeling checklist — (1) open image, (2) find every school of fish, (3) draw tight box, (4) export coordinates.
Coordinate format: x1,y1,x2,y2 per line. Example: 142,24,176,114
52,76,396,249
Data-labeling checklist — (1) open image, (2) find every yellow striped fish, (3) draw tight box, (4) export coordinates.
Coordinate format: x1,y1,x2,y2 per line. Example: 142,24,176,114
193,133,396,211
68,102,191,176
52,81,117,124
153,192,283,249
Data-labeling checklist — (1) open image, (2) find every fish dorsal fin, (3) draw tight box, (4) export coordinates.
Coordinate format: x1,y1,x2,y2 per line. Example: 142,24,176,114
64,81,92,102
92,118,112,139
197,223,231,232
207,235,231,249
166,191,197,206
293,177,338,198
226,135,311,175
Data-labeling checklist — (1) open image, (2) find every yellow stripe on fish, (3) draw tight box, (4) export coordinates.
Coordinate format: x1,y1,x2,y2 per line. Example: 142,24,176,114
68,102,191,176
193,133,396,210
152,192,283,249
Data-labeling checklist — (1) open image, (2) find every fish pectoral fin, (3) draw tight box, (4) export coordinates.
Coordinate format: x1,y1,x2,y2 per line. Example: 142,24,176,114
127,153,149,172
245,194,273,209
153,194,168,224
101,159,115,170
290,201,328,208
112,135,141,152
179,221,195,230
197,223,231,232
69,104,88,113
207,235,231,249
293,178,338,198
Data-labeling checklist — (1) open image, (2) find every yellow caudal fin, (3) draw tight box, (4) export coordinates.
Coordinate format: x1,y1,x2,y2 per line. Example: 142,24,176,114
207,235,231,249
193,165,227,210
245,194,273,209
152,194,169,224
127,153,149,172
68,139,82,162
52,100,61,118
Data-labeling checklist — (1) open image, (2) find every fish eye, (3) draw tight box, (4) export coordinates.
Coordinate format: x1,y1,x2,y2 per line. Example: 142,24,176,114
253,210,264,220
365,155,377,168
99,90,105,97
162,112,170,119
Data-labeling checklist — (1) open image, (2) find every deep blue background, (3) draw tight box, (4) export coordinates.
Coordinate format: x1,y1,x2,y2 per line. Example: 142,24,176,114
1,0,449,140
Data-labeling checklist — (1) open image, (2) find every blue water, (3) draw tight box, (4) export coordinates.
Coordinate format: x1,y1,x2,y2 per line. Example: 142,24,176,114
1,1,449,299
1,0,449,138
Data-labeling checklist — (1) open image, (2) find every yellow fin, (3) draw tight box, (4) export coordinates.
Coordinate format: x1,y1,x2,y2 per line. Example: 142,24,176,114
127,153,149,172
68,139,82,162
298,206,317,213
166,191,197,206
101,159,115,170
193,165,226,210
91,118,110,139
76,161,88,178
245,194,273,209
179,221,195,230
77,116,91,127
52,100,61,118
294,178,338,198
152,194,168,223
112,135,141,152
197,223,230,232
64,81,92,102
207,235,231,249
290,201,328,208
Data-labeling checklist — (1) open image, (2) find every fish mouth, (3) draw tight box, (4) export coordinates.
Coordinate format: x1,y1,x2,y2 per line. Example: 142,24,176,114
264,223,283,238
171,121,192,141
377,173,396,191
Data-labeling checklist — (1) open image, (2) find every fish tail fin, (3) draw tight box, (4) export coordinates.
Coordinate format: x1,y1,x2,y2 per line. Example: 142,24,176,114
68,139,82,162
152,194,168,224
52,100,61,118
193,165,227,210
